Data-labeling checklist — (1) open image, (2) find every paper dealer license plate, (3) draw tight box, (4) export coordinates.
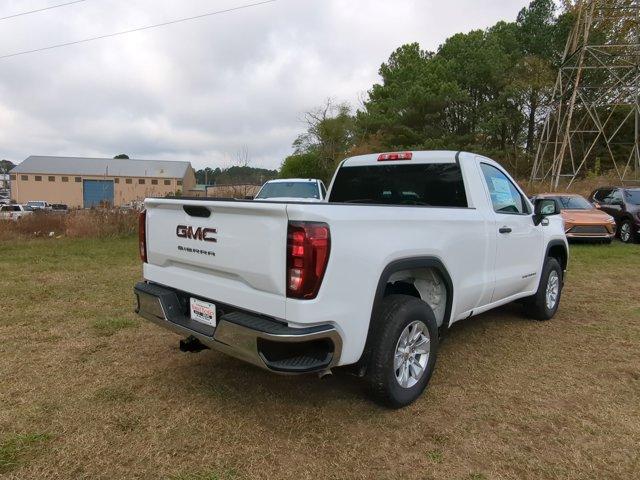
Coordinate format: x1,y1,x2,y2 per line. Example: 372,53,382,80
190,298,216,327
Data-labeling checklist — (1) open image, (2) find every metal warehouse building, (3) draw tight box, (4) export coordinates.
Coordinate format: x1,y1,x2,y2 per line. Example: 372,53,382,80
10,156,196,208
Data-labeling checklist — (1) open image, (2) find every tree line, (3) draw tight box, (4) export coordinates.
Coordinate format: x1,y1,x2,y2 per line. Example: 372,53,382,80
281,0,574,182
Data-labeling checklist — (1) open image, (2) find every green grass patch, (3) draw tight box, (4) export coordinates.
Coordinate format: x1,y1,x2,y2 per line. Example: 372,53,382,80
94,386,136,403
91,317,138,336
426,449,443,463
0,433,51,474
468,474,488,480
169,469,240,480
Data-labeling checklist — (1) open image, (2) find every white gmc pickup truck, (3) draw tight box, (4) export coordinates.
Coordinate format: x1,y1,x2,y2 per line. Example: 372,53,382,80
134,151,568,407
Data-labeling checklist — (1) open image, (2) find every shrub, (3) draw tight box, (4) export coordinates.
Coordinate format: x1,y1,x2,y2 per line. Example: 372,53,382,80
0,209,138,241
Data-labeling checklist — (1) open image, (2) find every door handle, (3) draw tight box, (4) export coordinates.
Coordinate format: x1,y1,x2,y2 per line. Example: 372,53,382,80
499,226,512,234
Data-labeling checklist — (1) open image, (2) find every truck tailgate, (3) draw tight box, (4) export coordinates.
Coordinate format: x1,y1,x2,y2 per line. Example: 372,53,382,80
143,198,288,318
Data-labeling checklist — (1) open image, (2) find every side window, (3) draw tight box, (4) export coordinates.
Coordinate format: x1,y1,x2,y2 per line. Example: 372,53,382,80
595,189,612,203
610,189,623,204
480,163,528,215
320,182,327,199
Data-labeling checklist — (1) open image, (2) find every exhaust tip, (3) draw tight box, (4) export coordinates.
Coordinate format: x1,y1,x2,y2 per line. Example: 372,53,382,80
318,369,333,380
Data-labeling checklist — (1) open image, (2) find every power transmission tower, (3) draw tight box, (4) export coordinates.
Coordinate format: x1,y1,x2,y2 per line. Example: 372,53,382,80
531,0,640,189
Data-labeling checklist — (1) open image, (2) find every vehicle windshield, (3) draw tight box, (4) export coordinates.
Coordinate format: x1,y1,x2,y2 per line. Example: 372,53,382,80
256,182,319,199
557,196,593,210
625,189,640,205
27,201,44,207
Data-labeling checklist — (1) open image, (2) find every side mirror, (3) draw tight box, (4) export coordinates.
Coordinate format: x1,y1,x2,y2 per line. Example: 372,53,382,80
533,198,559,226
592,201,601,208
244,195,255,200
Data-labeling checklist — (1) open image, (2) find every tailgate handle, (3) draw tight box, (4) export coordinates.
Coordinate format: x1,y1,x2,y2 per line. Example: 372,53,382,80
183,205,211,218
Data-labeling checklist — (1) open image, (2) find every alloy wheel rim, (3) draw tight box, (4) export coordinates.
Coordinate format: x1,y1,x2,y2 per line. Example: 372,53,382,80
394,320,430,388
545,270,559,310
621,223,630,242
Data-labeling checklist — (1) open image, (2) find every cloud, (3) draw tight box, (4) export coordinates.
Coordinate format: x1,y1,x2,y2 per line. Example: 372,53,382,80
0,0,527,170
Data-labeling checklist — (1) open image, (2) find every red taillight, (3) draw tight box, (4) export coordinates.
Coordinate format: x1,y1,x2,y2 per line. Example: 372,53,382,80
378,151,413,161
287,222,330,299
138,210,147,262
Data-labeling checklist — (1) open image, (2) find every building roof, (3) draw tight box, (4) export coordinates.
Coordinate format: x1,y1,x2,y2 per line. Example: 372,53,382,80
11,155,191,179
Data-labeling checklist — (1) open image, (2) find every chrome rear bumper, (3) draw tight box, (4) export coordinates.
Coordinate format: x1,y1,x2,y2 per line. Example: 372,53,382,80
134,282,342,373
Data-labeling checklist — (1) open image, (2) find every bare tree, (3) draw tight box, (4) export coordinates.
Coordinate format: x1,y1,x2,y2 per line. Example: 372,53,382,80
293,98,354,179
235,145,251,168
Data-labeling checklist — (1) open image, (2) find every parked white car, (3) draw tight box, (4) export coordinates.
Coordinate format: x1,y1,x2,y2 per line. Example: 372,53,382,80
254,178,326,202
0,204,34,220
134,151,568,407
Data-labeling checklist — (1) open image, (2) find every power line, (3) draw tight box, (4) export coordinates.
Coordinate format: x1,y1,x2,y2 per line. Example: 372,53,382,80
0,0,277,60
0,0,92,22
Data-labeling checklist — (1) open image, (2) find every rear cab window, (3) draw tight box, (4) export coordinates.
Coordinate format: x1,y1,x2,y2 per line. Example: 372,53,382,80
328,163,468,207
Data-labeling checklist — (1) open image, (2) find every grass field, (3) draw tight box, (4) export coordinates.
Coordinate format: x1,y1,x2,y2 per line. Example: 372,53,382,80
1,237,639,479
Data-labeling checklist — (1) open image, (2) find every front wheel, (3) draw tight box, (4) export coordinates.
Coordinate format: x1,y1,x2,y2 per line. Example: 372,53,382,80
366,295,439,408
620,219,636,243
523,257,563,320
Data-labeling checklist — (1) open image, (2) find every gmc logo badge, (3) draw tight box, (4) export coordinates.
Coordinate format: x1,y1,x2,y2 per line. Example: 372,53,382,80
176,225,217,242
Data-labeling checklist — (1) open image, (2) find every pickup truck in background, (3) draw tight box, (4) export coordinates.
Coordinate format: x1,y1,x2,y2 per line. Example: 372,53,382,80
254,178,326,202
134,151,568,408
25,200,51,212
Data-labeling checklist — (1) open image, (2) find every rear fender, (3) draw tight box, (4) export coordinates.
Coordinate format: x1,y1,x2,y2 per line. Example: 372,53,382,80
357,257,454,367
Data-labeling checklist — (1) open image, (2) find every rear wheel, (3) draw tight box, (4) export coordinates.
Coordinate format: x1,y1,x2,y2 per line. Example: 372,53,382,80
366,295,438,408
620,220,636,243
523,257,563,320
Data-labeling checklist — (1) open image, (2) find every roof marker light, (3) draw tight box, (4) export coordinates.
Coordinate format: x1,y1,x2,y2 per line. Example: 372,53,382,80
377,152,413,161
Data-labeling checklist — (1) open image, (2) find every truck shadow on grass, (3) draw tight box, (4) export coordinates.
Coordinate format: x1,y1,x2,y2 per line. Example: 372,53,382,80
160,302,534,411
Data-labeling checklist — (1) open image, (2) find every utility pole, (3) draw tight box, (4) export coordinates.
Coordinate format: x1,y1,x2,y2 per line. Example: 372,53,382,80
531,0,640,189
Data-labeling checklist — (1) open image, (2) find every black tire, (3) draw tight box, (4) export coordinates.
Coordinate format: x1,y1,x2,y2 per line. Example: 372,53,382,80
619,219,636,243
366,294,438,408
523,257,563,320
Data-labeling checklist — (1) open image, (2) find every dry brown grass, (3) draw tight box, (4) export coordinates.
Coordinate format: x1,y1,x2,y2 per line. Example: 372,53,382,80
207,185,261,199
0,237,639,479
0,210,138,241
521,170,626,198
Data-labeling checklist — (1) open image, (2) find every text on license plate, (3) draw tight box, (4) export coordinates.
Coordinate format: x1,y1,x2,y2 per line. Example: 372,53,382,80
190,298,216,327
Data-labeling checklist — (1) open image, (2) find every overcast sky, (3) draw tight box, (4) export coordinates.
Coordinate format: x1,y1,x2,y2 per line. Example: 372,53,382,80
0,0,529,170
